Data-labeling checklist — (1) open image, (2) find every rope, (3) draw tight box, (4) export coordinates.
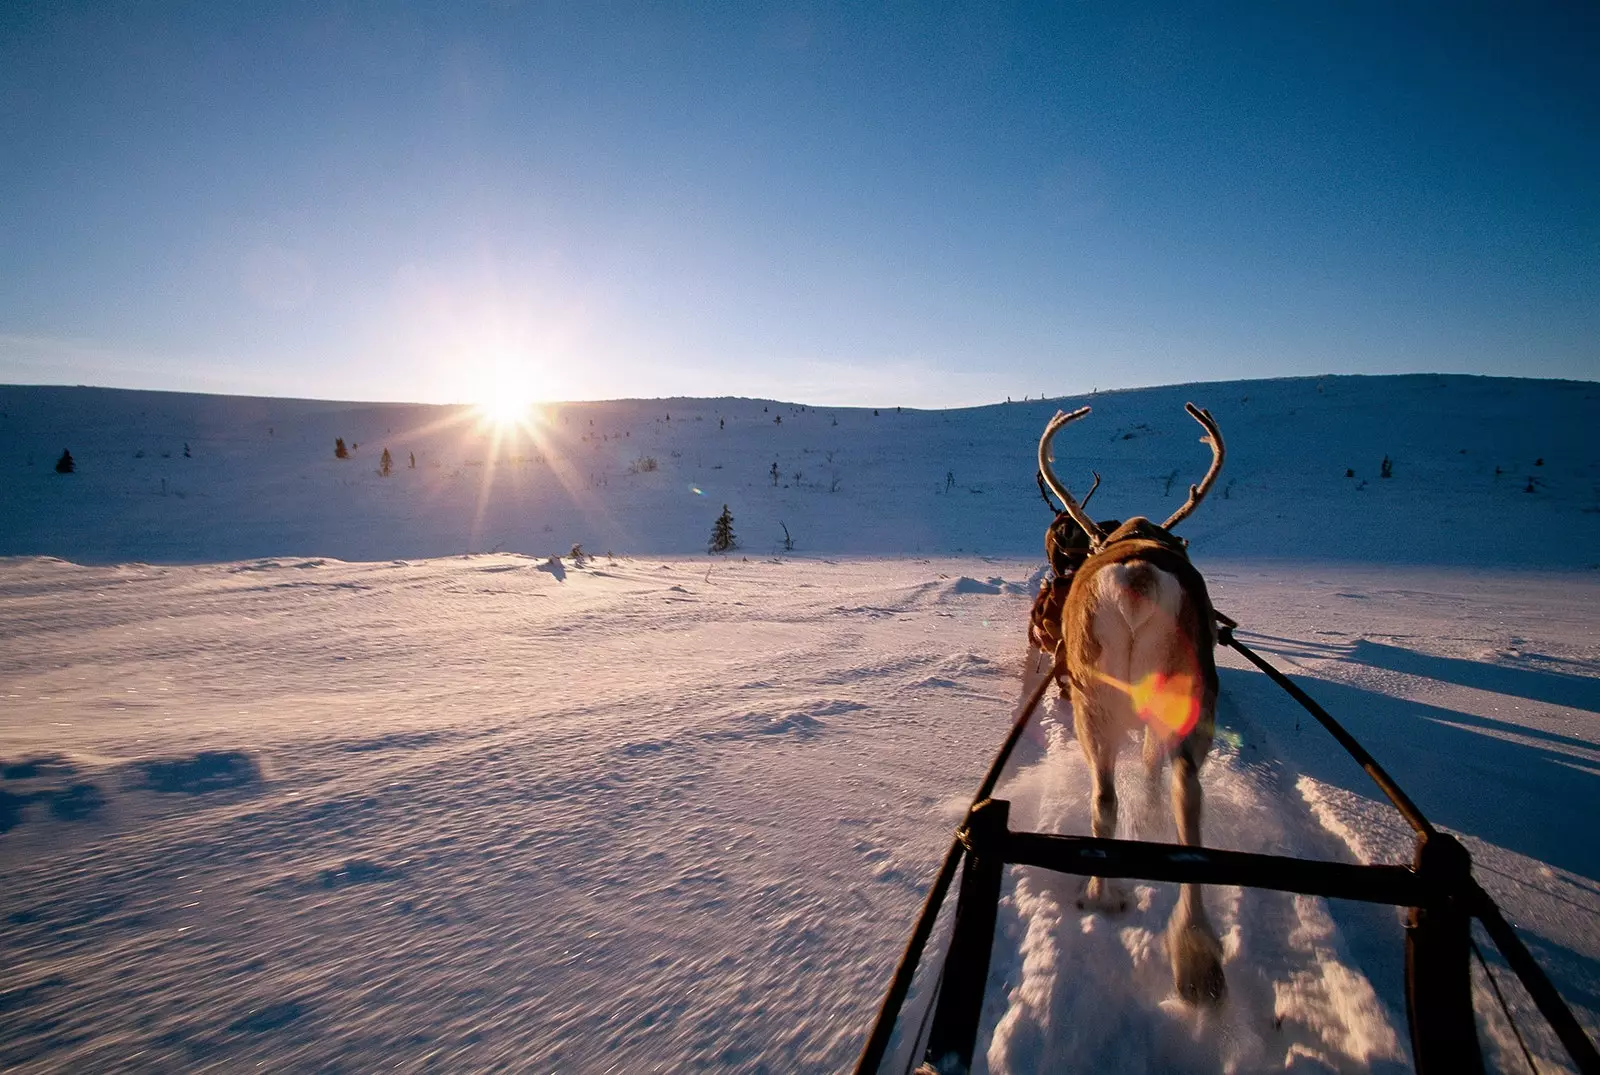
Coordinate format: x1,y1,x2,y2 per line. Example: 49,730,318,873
1472,933,1540,1075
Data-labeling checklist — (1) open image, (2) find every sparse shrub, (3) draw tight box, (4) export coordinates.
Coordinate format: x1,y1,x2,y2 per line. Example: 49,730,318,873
570,543,587,566
629,456,659,474
709,505,737,553
1380,456,1393,479
774,414,782,425
55,449,75,474
770,461,779,486
780,521,794,552
379,448,393,476
335,437,349,459
183,442,191,458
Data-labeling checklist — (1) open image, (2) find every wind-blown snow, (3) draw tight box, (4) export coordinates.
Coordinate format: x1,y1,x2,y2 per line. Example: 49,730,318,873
0,375,1596,1073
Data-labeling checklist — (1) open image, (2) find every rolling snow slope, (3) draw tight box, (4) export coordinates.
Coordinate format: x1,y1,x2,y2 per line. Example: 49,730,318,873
2,374,1596,567
1,374,1597,1073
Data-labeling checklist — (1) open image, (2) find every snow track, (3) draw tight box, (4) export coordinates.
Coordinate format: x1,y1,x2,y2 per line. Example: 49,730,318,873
978,686,1409,1074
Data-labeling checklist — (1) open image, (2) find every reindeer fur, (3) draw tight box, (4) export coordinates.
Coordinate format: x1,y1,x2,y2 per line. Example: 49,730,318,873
1036,408,1228,1005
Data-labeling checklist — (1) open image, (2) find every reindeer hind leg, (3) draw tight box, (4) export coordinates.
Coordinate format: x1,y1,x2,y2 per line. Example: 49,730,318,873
1167,748,1226,1004
1072,617,1133,914
1138,722,1168,840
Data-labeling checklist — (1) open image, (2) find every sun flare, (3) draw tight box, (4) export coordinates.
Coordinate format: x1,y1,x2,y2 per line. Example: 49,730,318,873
475,392,538,429
468,363,544,430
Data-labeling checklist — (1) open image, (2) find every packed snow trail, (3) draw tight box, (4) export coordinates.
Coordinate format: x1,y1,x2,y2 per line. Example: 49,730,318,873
975,682,1411,1074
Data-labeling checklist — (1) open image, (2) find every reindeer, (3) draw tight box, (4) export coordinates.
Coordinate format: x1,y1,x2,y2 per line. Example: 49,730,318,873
1026,470,1120,669
1037,402,1228,1004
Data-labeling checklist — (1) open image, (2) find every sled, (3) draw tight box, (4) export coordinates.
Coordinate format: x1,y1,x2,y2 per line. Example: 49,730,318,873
855,610,1600,1075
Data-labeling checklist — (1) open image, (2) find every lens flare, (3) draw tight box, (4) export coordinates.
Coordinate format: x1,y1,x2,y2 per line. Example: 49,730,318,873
1093,669,1202,737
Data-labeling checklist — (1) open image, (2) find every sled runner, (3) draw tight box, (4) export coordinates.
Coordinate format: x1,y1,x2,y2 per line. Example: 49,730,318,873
855,611,1600,1075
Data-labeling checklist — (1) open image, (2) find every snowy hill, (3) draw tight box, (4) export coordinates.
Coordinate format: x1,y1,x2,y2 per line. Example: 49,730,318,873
2,373,1596,566
2,374,1597,1073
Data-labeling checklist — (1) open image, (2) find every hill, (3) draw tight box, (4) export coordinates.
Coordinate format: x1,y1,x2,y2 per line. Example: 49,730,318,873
2,374,1596,567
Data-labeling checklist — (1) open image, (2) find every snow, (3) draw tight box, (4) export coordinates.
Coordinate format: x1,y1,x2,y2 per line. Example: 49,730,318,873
0,374,1596,1073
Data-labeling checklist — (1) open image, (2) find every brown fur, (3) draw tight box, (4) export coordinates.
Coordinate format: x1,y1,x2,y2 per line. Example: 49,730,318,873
1028,512,1121,675
1033,403,1228,1001
1060,516,1226,1003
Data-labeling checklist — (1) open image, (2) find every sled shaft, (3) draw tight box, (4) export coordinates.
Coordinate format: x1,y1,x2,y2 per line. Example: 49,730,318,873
1219,627,1434,837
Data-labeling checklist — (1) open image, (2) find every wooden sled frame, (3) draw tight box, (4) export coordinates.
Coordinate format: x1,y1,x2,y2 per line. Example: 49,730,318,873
854,612,1600,1075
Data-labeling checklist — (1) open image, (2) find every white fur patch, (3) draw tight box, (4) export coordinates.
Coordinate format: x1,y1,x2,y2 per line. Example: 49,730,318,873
1092,563,1182,637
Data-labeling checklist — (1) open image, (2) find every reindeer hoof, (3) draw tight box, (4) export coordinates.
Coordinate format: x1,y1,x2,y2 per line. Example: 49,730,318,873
1076,877,1131,914
1169,922,1227,1005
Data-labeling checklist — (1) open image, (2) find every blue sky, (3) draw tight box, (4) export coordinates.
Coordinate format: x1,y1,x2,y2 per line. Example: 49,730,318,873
1,3,1595,407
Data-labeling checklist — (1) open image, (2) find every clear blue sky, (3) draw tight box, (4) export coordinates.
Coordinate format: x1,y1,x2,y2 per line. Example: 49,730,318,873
2,3,1595,407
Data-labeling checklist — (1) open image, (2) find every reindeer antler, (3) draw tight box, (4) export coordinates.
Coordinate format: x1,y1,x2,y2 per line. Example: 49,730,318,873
1036,469,1099,513
1160,403,1225,531
1038,408,1107,549
1035,470,1059,512
1081,470,1102,509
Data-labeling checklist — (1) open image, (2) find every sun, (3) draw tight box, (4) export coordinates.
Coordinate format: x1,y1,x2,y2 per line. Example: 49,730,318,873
475,391,537,429
469,362,543,430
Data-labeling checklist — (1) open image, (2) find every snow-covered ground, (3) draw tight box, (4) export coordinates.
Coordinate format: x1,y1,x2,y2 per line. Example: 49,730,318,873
1,375,1596,1073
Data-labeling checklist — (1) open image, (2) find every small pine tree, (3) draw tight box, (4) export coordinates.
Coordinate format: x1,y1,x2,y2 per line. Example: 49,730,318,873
183,442,191,458
379,447,393,476
569,543,587,567
709,505,737,553
335,437,349,459
1380,455,1393,479
55,448,75,474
